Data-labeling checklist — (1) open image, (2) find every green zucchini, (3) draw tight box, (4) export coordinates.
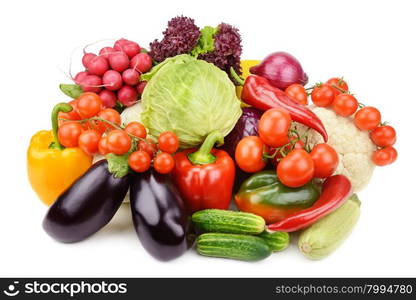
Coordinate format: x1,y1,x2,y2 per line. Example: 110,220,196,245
258,231,290,252
197,233,271,261
192,209,265,235
298,194,361,260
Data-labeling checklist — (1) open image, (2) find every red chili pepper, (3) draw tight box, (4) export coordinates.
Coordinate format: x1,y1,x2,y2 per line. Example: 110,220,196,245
172,131,235,213
241,75,328,142
267,175,352,232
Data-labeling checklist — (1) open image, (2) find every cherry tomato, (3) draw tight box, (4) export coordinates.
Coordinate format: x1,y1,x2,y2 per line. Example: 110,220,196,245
106,129,132,155
58,100,81,126
158,131,179,154
277,149,314,188
76,92,103,118
58,122,84,148
311,83,335,107
85,119,106,134
332,94,358,117
128,150,151,172
270,137,304,167
384,146,398,163
125,122,147,139
310,143,339,178
258,108,291,147
139,139,158,158
370,125,396,147
78,129,101,155
97,108,121,130
235,136,266,173
354,107,381,131
153,152,175,174
327,77,349,95
98,136,109,155
372,146,398,166
285,84,308,105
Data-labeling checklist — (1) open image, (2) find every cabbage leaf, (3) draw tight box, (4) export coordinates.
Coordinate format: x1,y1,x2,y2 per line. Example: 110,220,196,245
141,54,242,148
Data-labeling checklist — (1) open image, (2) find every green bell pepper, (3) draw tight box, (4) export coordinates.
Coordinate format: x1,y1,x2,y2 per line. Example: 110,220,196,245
234,170,320,224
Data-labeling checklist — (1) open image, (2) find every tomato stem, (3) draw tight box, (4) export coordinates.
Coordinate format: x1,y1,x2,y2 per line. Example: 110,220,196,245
331,84,348,94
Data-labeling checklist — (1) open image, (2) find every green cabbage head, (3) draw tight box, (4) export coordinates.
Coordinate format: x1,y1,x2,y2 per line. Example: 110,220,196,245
141,54,242,148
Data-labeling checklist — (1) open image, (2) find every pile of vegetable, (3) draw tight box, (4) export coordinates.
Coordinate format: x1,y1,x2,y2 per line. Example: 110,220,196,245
27,16,398,262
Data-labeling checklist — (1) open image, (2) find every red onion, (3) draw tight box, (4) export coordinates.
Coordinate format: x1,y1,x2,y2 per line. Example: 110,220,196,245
250,52,308,90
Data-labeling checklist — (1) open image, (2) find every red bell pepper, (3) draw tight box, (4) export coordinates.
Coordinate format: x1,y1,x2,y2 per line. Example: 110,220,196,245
172,131,235,213
241,74,328,142
267,175,352,232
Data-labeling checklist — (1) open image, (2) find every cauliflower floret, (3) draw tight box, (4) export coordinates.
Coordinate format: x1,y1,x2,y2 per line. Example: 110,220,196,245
295,107,376,192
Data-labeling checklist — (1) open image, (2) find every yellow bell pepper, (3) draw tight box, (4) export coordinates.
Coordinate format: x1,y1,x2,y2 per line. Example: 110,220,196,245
236,60,261,99
27,103,92,206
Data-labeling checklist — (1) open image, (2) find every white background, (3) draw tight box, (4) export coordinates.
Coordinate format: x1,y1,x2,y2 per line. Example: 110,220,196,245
1,0,415,277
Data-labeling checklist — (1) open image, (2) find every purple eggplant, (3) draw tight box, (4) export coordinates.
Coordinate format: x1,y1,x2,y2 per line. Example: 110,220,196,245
222,107,262,157
130,170,188,261
43,160,130,243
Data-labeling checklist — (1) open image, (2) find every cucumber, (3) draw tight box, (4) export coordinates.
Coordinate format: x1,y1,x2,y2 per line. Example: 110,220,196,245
192,209,265,235
197,233,271,261
258,231,290,252
298,194,361,260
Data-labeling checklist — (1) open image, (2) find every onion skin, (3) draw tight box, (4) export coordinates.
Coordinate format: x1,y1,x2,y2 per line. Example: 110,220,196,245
250,52,308,90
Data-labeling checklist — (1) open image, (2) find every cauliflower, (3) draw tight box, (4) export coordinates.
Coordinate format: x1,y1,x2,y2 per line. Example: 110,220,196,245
295,107,376,192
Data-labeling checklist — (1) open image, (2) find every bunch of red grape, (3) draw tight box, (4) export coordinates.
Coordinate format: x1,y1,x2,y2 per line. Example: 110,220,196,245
73,38,152,108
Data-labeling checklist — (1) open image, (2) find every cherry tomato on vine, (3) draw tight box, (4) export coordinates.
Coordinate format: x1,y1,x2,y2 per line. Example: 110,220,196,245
106,129,132,155
311,83,335,107
125,122,147,139
354,107,381,131
327,77,349,95
97,108,121,130
85,119,106,134
58,100,81,126
332,94,358,117
235,136,267,173
384,146,398,163
285,84,308,105
98,136,109,155
78,129,101,155
310,143,339,178
128,150,151,172
258,108,291,147
158,131,179,154
370,125,396,147
76,92,102,118
58,122,84,148
372,146,397,166
153,152,175,174
277,149,314,188
139,139,158,158
270,137,305,167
